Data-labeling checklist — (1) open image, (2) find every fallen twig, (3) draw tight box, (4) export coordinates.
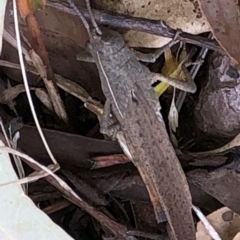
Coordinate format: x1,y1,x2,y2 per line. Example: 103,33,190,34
47,1,224,54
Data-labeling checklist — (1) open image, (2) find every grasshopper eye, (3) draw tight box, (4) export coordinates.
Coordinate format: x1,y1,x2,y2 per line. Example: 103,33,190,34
104,40,112,46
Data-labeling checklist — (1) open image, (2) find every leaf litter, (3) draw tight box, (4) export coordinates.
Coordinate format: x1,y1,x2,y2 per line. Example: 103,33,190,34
0,0,240,239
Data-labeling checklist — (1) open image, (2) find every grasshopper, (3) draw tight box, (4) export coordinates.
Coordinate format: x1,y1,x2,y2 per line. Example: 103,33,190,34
77,27,196,130
67,1,196,239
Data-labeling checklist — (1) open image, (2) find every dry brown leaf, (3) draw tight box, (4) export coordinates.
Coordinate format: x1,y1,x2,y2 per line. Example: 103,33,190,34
16,0,33,19
197,0,240,64
168,88,178,132
0,84,35,104
0,0,7,55
35,88,53,112
93,0,211,47
197,207,240,240
233,233,240,240
29,49,47,79
0,139,73,239
188,132,240,157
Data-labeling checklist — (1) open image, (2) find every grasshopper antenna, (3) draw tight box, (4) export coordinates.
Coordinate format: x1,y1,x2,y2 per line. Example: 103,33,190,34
84,0,102,35
66,0,93,39
67,0,102,39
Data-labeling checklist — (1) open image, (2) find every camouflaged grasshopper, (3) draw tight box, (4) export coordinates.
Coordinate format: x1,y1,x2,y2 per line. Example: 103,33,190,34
67,1,196,239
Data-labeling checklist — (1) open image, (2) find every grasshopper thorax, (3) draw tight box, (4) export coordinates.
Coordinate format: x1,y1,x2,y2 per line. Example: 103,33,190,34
88,27,125,56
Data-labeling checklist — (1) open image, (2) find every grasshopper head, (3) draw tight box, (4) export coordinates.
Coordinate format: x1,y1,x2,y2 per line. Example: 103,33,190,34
89,28,125,56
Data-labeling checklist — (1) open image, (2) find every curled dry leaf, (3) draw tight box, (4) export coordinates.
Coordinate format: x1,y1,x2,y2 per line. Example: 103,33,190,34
196,0,240,64
197,207,240,240
233,233,240,240
15,0,45,19
29,49,47,79
188,132,240,157
35,88,53,112
16,0,32,19
168,88,178,132
0,84,35,104
93,0,211,47
0,0,7,54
